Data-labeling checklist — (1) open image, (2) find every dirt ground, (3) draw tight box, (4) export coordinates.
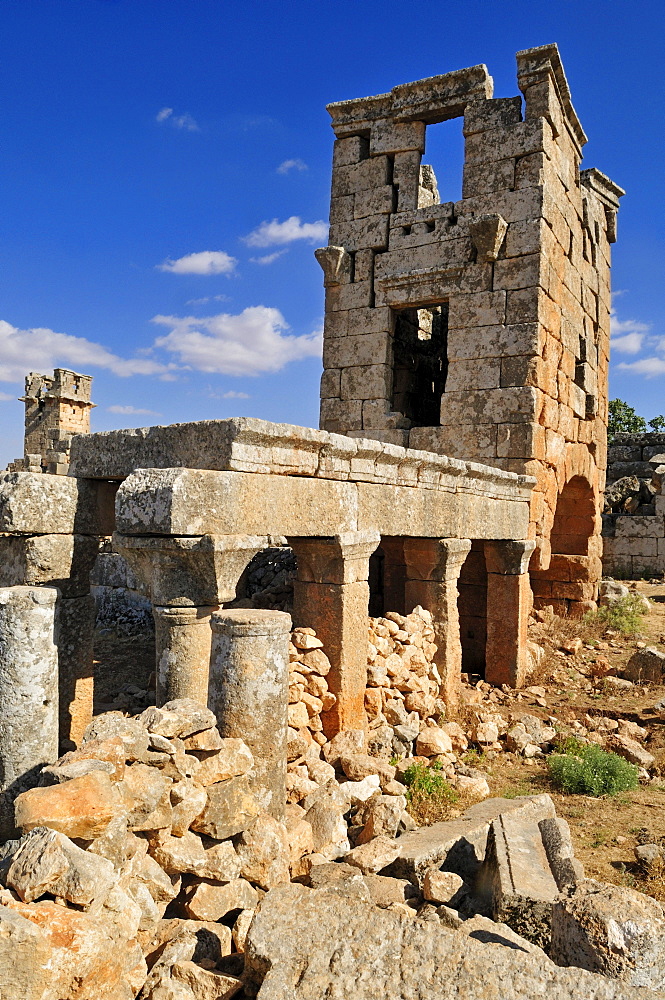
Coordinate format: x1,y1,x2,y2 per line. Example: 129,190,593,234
473,578,665,901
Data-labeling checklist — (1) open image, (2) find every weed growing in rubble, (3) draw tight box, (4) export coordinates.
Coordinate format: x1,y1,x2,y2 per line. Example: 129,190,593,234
548,738,639,796
584,594,646,637
402,762,458,809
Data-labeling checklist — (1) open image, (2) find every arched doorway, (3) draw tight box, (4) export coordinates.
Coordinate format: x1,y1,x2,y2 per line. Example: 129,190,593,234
531,476,597,617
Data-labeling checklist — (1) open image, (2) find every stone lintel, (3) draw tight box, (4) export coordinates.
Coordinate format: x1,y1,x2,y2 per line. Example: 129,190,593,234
0,473,108,535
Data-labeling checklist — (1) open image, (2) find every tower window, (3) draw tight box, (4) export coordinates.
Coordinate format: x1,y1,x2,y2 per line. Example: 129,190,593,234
391,304,448,427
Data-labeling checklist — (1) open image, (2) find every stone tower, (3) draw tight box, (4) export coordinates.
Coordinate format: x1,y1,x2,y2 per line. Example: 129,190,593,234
19,368,94,474
317,44,623,617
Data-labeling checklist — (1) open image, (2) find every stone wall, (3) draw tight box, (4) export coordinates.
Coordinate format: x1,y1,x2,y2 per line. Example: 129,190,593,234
317,44,623,616
602,434,665,578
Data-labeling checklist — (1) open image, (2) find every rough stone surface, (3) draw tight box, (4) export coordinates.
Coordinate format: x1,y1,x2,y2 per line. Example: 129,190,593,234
551,879,665,990
190,777,260,841
244,883,653,999
15,771,121,839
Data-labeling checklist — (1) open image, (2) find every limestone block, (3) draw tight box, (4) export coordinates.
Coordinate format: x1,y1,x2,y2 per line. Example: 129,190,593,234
551,879,665,990
323,332,391,369
439,385,539,426
328,214,389,251
244,880,644,1000
332,135,369,168
14,770,121,839
463,159,516,198
445,358,501,392
0,905,52,1000
393,150,421,211
481,811,559,947
354,185,394,219
369,119,425,155
325,279,373,311
0,472,102,534
4,826,116,906
447,322,543,361
340,364,392,401
331,155,391,198
190,776,260,841
0,586,59,839
329,194,354,225
494,252,544,291
115,469,358,538
57,594,96,751
463,95,523,135
373,238,472,279
448,289,507,328
386,795,555,887
0,534,99,596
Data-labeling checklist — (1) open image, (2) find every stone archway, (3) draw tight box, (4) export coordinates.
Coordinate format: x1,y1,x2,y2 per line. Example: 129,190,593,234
531,475,597,617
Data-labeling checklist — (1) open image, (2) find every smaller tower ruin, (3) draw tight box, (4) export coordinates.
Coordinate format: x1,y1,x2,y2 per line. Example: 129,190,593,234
9,368,94,474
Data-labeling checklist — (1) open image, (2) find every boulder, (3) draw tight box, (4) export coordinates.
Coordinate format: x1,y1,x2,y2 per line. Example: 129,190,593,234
416,727,453,756
184,878,258,922
622,647,665,684
355,794,405,844
171,960,243,999
234,813,291,889
149,829,241,881
121,763,173,831
344,836,401,875
138,700,217,739
606,734,655,769
423,870,464,905
190,777,260,841
15,771,121,839
0,903,52,1000
551,879,665,990
244,883,652,999
3,826,116,906
195,740,254,786
82,713,149,762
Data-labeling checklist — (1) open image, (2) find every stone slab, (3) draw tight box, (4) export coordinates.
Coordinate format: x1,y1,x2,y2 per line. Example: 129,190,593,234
0,473,103,535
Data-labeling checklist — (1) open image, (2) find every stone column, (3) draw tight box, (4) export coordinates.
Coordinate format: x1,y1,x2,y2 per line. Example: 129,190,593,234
209,609,291,820
153,605,218,706
0,586,59,838
379,536,407,615
403,538,471,706
117,533,268,709
289,530,380,737
484,540,536,688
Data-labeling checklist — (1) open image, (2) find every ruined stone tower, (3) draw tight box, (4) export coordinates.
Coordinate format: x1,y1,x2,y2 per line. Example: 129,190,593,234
317,44,623,618
17,368,94,474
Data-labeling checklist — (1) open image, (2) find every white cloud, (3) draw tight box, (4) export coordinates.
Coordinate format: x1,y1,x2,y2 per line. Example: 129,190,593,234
108,405,162,416
244,216,328,248
186,294,231,306
610,309,650,354
0,391,13,401
0,319,171,382
277,158,308,174
616,357,665,378
250,250,288,266
156,107,199,131
221,390,250,399
151,306,322,376
158,251,237,276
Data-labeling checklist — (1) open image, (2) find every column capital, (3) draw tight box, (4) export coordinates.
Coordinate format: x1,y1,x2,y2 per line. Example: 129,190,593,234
288,530,380,585
115,532,269,605
211,609,292,638
484,539,536,575
403,537,471,582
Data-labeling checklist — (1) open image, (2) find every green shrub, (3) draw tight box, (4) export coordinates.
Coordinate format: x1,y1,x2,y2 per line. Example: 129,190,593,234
402,761,458,806
548,738,639,796
584,594,646,636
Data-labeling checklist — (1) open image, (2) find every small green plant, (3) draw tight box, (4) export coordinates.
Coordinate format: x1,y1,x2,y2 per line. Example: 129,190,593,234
584,594,646,637
402,761,458,807
548,738,639,797
389,754,402,766
462,748,486,765
608,399,646,439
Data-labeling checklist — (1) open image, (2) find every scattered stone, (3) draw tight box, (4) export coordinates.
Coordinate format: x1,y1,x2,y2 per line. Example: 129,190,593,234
622,647,665,684
606,734,655,769
184,877,258,921
194,739,253,786
190,777,260,841
3,826,116,906
234,813,290,889
344,836,401,875
423,869,464,905
14,770,120,839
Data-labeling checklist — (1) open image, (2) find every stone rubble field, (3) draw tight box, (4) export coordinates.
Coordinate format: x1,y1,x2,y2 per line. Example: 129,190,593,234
1,593,665,1000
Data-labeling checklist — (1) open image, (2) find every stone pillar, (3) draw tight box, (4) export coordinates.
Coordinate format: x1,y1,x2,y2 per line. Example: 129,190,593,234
117,533,268,710
209,609,291,820
403,538,471,706
153,605,218,706
0,586,59,838
289,530,380,737
379,536,407,615
484,540,536,688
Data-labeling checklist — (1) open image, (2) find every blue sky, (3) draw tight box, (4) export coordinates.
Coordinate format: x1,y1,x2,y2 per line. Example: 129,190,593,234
1,0,663,469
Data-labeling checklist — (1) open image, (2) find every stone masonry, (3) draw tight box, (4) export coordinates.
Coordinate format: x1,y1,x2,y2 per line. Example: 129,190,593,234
316,44,623,618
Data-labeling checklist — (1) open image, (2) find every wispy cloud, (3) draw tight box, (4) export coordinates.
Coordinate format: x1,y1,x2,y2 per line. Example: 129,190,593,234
616,357,665,378
108,405,162,416
221,390,250,399
0,320,171,382
610,309,650,354
151,307,322,376
0,391,13,401
156,107,199,131
186,294,231,306
158,251,237,276
277,158,308,175
250,250,288,266
244,216,328,248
